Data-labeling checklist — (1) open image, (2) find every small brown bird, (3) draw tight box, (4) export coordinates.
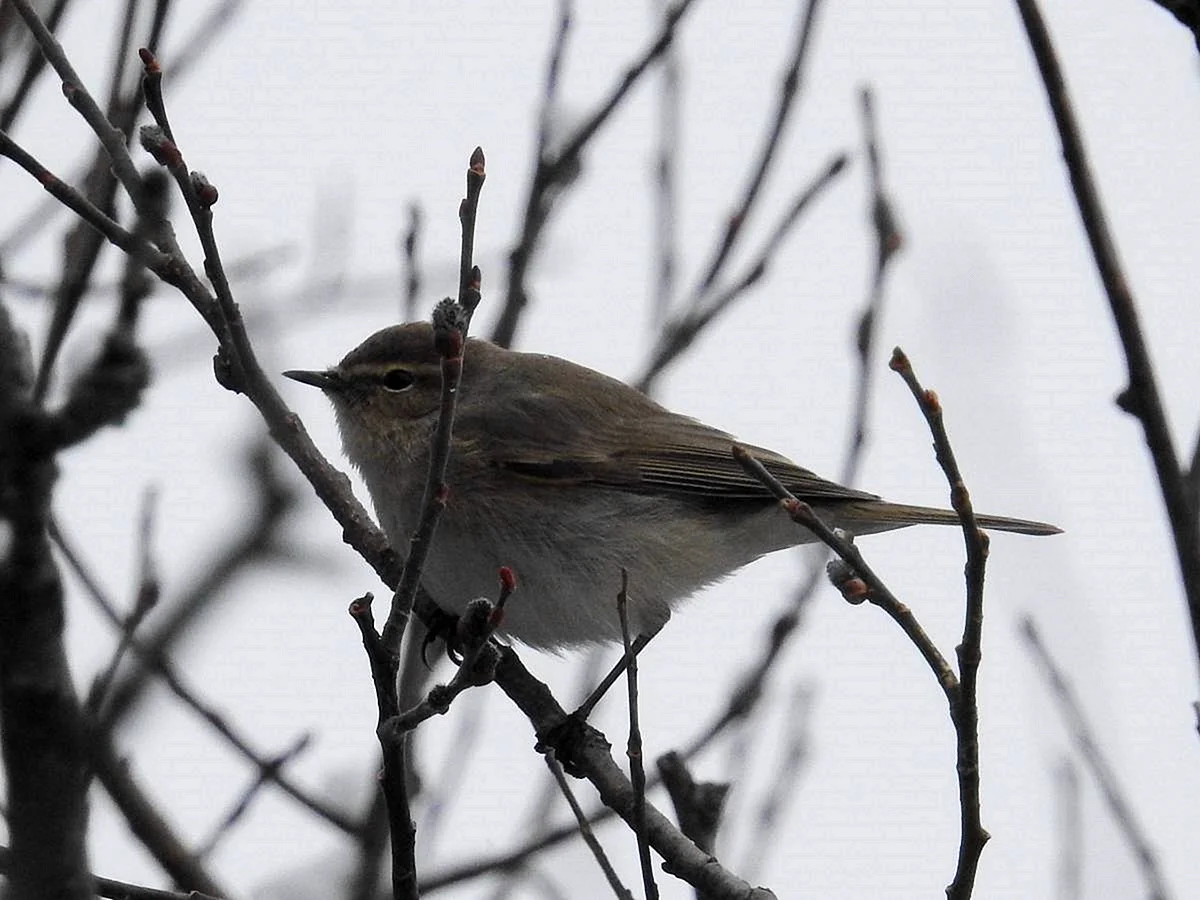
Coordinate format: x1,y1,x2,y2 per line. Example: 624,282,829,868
286,323,1058,649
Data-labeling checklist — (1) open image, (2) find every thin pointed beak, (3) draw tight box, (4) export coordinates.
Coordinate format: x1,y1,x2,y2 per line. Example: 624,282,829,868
283,368,342,391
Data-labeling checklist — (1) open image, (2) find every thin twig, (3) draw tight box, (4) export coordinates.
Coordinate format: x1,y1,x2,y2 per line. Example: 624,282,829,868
636,153,847,392
380,148,486,657
636,0,831,394
89,734,228,896
648,0,680,327
0,0,245,259
1054,756,1083,900
544,753,635,900
739,683,814,883
617,570,658,900
0,131,169,273
195,734,313,858
732,445,959,698
572,632,655,723
52,519,360,836
0,0,71,132
87,486,161,720
349,595,415,900
888,348,990,899
1013,0,1200,685
842,85,901,486
8,0,148,212
691,0,824,300
1020,617,1173,900
492,0,699,347
401,201,423,321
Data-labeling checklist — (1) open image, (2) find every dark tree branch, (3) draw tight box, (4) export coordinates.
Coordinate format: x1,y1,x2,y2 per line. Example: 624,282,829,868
1142,0,1200,49
0,845,228,900
493,647,777,900
89,734,228,896
1013,0,1200,688
0,299,92,900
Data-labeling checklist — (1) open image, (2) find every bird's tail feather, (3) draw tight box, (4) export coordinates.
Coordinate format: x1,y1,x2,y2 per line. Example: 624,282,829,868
837,501,1061,537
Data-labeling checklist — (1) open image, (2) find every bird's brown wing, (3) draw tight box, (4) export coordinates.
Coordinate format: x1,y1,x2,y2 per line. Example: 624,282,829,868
459,373,876,504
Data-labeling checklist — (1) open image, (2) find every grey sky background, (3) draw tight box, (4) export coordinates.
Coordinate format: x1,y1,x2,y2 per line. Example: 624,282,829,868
4,0,1200,897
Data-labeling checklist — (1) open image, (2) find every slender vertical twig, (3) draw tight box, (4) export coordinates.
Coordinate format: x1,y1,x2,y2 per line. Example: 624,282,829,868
841,86,901,487
401,201,423,322
1020,617,1173,900
888,348,990,899
1013,0,1200,686
492,0,698,347
617,570,657,900
1054,757,1083,900
380,148,486,656
648,0,680,327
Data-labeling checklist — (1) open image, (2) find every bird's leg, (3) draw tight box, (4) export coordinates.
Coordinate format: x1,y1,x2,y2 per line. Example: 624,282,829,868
419,604,465,666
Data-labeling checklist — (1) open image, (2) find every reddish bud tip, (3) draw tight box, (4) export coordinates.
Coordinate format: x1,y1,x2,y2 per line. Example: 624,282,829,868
139,124,181,168
190,171,218,207
840,578,870,604
435,328,463,359
436,483,450,504
138,48,160,72
923,389,940,412
469,146,486,174
498,566,517,592
888,347,908,372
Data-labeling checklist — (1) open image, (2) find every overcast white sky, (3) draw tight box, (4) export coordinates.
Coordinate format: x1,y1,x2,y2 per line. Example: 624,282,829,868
4,1,1200,898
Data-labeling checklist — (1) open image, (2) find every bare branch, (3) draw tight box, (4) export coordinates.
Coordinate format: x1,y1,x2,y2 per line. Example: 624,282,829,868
888,348,990,899
617,571,657,900
1020,617,1174,900
545,753,634,900
492,0,699,347
1013,0,1200,685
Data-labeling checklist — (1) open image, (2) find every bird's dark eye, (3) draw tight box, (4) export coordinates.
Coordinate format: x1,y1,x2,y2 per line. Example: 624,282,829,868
381,368,414,391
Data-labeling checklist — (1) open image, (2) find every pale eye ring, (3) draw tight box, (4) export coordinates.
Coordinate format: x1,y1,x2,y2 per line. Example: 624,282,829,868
381,368,414,391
